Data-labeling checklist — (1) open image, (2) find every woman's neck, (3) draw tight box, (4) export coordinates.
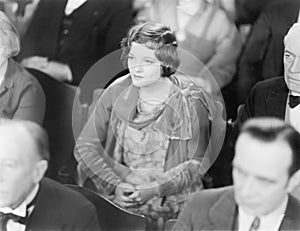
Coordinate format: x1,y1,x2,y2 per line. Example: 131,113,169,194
139,77,172,103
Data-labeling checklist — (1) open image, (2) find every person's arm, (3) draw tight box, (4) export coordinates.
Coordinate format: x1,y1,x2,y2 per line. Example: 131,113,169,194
157,94,211,197
236,7,272,102
103,0,134,55
74,86,130,195
201,10,242,90
13,78,46,125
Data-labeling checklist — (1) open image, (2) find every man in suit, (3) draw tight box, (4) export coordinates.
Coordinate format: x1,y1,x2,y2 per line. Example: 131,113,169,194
173,117,300,230
240,22,300,133
236,0,300,104
0,119,101,231
2,0,133,88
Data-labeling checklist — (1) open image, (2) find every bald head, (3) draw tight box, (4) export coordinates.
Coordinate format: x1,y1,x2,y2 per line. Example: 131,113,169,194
0,119,50,161
283,23,300,94
0,119,49,208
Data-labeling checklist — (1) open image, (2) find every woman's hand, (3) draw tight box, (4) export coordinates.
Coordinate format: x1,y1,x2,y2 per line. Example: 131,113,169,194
114,182,137,208
129,182,160,204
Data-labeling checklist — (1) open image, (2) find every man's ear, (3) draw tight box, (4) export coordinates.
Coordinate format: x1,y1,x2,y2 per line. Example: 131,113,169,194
287,170,300,193
33,160,48,183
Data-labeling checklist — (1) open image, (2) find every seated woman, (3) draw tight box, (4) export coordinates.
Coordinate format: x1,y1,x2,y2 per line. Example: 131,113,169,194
0,11,45,125
74,22,217,226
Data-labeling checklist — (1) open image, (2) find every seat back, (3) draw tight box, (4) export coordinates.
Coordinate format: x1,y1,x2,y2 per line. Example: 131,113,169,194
66,185,148,231
27,68,79,183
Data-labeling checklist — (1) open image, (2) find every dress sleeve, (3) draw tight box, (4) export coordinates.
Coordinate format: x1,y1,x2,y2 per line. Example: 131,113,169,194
74,86,129,195
156,88,225,196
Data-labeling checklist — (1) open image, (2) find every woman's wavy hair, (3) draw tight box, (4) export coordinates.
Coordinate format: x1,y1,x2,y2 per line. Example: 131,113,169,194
121,21,180,77
0,11,20,58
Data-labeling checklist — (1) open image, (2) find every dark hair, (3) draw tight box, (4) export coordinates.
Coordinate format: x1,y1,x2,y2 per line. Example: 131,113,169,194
121,21,180,77
239,117,300,177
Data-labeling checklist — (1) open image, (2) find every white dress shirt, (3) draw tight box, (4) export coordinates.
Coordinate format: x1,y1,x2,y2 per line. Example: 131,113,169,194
0,184,39,231
286,91,300,133
238,196,288,231
65,0,88,15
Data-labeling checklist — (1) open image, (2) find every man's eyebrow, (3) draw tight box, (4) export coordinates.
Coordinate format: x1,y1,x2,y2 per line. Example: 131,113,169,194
255,175,276,183
284,50,295,55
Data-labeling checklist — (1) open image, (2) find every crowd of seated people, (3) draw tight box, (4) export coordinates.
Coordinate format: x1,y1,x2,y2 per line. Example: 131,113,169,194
1,0,300,230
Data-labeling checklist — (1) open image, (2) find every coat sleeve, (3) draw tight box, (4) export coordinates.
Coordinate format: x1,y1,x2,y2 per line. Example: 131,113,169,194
156,93,216,197
13,77,46,125
203,11,242,89
236,6,272,102
74,86,129,195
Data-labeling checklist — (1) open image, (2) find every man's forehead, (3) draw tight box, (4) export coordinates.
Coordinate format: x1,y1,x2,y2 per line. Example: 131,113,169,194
234,134,292,173
0,125,36,158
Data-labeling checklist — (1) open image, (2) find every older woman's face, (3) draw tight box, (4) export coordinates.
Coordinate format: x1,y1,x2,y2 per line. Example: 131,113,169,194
128,42,162,88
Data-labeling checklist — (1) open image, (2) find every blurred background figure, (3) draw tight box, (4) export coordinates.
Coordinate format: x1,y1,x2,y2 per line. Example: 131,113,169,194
236,0,300,104
133,0,242,98
174,117,300,230
1,0,134,88
0,10,45,124
0,119,101,231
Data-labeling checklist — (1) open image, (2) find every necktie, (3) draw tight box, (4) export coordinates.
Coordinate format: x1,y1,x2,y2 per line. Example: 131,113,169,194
0,212,26,231
289,95,300,108
249,217,260,231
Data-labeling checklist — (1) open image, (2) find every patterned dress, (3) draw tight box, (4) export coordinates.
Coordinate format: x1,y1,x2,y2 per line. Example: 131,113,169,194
113,97,203,223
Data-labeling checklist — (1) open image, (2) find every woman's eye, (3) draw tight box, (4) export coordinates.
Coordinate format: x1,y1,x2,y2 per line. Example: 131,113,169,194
144,59,154,64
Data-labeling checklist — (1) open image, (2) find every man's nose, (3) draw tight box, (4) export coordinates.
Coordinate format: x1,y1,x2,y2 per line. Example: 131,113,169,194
240,177,256,197
290,56,300,73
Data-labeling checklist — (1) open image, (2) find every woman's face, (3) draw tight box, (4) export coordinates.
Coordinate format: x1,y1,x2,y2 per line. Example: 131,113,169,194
128,42,163,88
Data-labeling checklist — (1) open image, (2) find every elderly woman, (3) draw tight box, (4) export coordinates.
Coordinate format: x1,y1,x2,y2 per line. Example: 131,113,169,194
0,11,45,124
74,22,220,227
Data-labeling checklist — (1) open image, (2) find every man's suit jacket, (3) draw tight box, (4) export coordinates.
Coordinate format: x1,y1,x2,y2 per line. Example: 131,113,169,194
241,76,288,122
236,0,300,103
25,178,101,231
173,186,300,230
16,0,133,86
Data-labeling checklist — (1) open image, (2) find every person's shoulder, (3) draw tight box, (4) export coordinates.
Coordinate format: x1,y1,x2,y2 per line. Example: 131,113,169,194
187,186,233,208
254,76,285,91
8,60,41,88
192,186,232,200
40,178,95,212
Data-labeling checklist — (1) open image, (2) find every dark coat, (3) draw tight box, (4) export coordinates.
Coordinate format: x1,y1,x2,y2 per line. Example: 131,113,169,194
25,178,101,231
236,0,299,103
173,186,300,230
17,0,133,86
241,76,288,121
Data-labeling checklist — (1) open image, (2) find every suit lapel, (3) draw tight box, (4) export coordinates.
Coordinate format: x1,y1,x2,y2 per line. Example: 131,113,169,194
266,78,288,119
280,195,300,231
25,179,61,231
208,188,238,230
